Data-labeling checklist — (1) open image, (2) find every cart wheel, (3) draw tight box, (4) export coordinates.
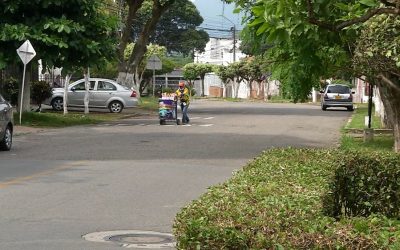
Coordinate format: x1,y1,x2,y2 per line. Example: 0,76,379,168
176,119,181,125
160,119,166,125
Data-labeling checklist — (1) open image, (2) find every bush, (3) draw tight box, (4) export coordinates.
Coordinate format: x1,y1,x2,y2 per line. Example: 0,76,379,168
3,77,19,105
173,148,400,249
31,81,52,110
323,151,400,219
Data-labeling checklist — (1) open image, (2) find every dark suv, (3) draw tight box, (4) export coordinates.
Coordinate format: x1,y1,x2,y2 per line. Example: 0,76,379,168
0,93,13,151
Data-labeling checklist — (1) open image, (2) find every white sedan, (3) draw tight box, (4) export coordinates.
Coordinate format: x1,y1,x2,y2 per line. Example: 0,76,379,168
45,78,139,113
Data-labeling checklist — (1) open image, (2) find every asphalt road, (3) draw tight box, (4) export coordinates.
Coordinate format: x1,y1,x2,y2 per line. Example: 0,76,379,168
0,100,351,249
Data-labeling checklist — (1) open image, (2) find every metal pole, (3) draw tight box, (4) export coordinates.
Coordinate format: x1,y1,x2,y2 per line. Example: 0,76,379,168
233,25,236,62
368,84,373,129
19,63,26,125
152,67,155,97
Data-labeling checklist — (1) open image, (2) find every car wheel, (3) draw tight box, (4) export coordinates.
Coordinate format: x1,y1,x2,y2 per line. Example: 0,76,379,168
160,119,166,125
109,101,124,113
51,97,63,111
0,126,12,151
347,106,354,111
322,105,327,111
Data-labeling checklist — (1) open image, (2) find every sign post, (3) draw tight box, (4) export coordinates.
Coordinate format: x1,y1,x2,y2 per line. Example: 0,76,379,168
146,55,162,96
16,40,36,124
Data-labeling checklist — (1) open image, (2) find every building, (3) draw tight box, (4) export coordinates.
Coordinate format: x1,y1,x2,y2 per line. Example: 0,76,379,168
195,37,246,65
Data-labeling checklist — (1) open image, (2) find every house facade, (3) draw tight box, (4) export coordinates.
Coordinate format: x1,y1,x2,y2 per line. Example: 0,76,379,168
193,37,280,99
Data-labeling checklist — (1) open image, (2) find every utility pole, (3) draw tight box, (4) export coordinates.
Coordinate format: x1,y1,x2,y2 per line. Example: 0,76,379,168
220,15,236,63
232,25,236,62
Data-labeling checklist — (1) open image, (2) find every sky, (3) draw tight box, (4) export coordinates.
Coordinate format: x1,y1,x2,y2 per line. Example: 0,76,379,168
191,0,244,38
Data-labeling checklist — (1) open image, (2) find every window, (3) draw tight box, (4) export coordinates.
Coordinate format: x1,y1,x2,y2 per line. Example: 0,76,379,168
73,81,95,90
327,85,350,94
97,81,116,91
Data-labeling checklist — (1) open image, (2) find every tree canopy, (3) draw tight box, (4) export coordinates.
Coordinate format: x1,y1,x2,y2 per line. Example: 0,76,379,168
131,0,209,56
0,0,118,112
0,0,118,71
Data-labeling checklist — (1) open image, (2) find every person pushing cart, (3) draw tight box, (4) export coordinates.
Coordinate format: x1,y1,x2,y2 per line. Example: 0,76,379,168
175,81,190,124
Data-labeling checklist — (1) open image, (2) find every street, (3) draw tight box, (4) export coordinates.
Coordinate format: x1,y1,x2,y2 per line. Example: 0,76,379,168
0,100,350,249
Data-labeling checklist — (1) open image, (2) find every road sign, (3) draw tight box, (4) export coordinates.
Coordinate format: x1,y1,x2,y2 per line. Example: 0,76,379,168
16,40,37,125
146,55,162,70
17,40,36,65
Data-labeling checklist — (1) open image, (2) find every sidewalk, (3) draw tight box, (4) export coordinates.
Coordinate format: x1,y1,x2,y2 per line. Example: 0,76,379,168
13,107,156,136
14,126,48,136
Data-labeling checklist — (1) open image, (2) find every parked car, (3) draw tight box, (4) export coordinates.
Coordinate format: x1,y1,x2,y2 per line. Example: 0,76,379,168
45,78,138,113
320,84,354,111
0,93,13,151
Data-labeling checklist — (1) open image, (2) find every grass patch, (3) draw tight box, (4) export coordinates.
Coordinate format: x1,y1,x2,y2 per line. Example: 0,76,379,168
267,95,292,103
15,111,122,127
346,104,382,129
139,96,159,110
340,135,394,152
222,97,243,102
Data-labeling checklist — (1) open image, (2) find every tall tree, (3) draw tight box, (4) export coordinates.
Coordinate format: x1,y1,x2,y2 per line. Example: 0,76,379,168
134,0,209,56
118,0,176,86
0,0,118,113
353,15,400,152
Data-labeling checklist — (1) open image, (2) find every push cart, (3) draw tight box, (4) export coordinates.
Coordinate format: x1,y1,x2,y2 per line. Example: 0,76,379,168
159,94,181,125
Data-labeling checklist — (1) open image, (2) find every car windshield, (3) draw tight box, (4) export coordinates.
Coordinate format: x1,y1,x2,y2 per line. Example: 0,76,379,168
327,85,350,94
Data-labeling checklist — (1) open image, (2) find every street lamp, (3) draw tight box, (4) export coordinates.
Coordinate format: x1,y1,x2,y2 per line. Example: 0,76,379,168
218,15,236,62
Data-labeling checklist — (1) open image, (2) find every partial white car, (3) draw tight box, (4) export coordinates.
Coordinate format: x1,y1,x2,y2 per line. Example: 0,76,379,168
0,93,13,151
45,78,138,113
320,84,354,111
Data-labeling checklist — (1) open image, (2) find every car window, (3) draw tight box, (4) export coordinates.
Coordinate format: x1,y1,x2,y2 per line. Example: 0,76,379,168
97,81,117,91
73,81,95,91
327,85,350,94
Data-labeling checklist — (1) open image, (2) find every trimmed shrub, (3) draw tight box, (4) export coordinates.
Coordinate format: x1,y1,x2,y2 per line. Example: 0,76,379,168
31,81,52,111
173,148,400,249
323,151,400,219
3,77,19,105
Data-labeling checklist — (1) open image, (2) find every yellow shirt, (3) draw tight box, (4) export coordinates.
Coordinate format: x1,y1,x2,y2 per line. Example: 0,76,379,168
175,87,190,104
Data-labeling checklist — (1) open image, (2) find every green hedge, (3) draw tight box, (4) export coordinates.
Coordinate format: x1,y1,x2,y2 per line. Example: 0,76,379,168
173,148,400,249
323,151,400,219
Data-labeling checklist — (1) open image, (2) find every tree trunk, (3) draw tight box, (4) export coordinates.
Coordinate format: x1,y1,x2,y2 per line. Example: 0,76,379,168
201,78,205,97
117,72,135,87
376,76,400,152
63,74,72,115
249,79,253,99
127,0,173,76
118,0,145,72
84,68,90,115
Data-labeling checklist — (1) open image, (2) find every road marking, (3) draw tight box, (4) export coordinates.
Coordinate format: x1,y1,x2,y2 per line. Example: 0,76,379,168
0,161,88,189
204,117,215,120
190,117,201,120
199,124,214,127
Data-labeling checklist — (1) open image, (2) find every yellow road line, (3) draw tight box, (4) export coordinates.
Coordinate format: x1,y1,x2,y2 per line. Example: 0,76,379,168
0,161,88,189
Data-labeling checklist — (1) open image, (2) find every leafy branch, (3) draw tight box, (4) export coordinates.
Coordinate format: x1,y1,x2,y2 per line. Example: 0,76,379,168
306,0,400,31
